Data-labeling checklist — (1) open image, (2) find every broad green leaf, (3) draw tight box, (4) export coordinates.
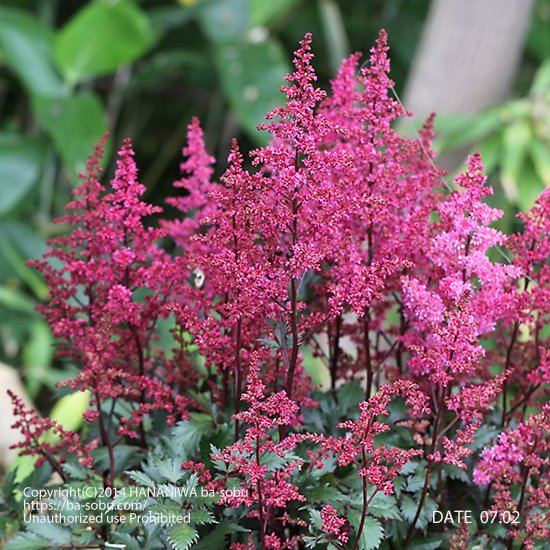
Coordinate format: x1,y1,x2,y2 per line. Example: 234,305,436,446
0,220,47,264
49,390,90,433
0,231,49,299
501,118,532,203
318,0,349,75
477,133,502,175
0,286,37,315
530,59,550,95
515,162,545,212
248,0,300,26
34,92,107,177
214,36,290,143
167,523,199,550
529,138,550,186
22,320,54,398
435,108,504,152
0,8,65,97
0,135,47,216
55,0,154,84
198,0,249,44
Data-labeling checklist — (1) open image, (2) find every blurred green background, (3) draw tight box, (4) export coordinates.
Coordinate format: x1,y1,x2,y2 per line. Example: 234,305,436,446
0,0,548,420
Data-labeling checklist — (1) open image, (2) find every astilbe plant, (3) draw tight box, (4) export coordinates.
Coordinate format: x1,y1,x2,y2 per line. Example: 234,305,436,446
3,30,548,550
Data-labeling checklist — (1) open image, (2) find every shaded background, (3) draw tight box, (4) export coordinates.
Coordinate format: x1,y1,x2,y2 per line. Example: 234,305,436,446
0,0,549,468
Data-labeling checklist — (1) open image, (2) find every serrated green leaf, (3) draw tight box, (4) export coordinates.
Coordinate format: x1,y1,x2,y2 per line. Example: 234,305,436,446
349,512,384,550
406,475,425,493
4,532,51,550
172,413,213,458
192,521,249,549
400,494,417,522
127,470,156,488
55,0,153,84
167,523,199,550
337,380,364,413
153,457,184,483
407,537,444,550
189,508,216,525
26,522,72,545
62,462,87,481
308,509,323,530
368,493,401,520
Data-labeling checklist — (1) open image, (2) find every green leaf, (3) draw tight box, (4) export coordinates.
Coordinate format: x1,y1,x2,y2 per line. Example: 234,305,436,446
54,0,154,84
0,8,65,97
48,390,90,433
501,118,532,204
0,135,47,217
167,523,199,550
400,494,418,522
0,286,37,315
172,412,213,457
477,133,502,175
192,521,249,549
126,470,156,488
4,532,51,550
368,493,401,520
26,522,72,545
318,0,349,76
529,138,550,186
34,92,107,177
198,0,249,44
407,537,444,550
514,162,545,212
531,59,550,95
22,320,54,397
337,381,364,413
349,512,384,550
248,0,300,26
0,231,48,299
307,508,323,530
189,508,216,525
213,36,290,143
435,108,504,152
153,456,184,483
